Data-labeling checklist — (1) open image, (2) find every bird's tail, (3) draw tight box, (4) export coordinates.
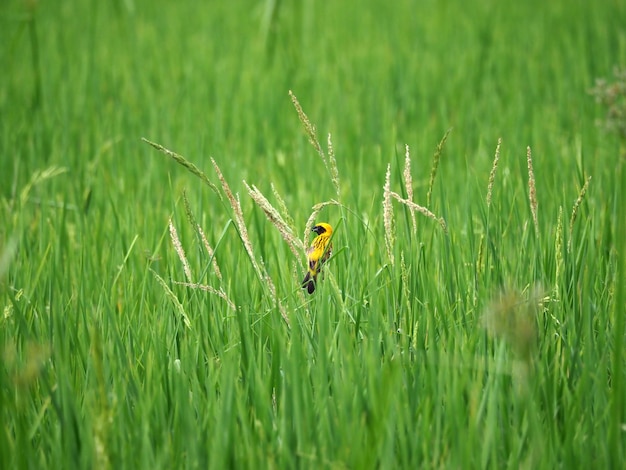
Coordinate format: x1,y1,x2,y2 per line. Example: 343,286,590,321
301,272,316,294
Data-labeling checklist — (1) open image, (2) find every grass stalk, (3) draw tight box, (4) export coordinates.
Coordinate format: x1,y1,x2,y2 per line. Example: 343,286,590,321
568,175,591,252
403,144,417,235
486,138,502,209
427,128,452,207
526,146,539,237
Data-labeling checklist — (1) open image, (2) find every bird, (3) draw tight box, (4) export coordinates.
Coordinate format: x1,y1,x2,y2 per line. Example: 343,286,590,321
301,222,333,294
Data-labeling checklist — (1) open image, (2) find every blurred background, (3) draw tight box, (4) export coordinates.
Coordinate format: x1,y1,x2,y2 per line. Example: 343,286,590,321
3,0,623,215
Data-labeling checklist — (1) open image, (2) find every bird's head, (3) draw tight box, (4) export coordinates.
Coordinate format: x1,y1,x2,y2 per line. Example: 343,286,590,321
312,222,333,236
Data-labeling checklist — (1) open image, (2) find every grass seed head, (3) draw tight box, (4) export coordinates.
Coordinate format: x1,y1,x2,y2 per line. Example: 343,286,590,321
403,144,417,234
169,219,192,281
245,181,303,258
390,191,448,234
327,132,341,198
486,138,502,208
568,176,591,252
271,183,297,231
383,163,395,265
289,90,325,162
554,206,563,297
427,128,452,207
526,146,539,237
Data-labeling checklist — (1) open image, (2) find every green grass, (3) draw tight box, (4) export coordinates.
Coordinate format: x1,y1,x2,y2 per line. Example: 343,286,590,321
1,0,625,468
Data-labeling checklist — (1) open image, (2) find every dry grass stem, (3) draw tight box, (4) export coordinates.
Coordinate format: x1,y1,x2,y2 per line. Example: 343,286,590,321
172,281,236,311
390,191,448,234
211,158,289,326
312,199,341,211
289,90,325,163
169,219,192,281
427,128,452,207
403,144,417,234
568,176,592,252
383,164,395,265
526,146,539,236
486,138,502,208
245,181,304,257
211,158,257,269
142,138,221,199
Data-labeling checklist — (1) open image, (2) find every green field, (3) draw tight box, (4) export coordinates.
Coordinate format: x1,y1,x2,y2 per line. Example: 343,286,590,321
2,0,626,468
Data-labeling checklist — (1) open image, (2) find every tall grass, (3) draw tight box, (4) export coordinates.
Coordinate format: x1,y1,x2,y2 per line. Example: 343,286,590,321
2,0,625,468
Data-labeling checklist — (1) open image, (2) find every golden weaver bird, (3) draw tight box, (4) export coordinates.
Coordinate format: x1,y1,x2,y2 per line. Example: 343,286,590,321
301,222,333,294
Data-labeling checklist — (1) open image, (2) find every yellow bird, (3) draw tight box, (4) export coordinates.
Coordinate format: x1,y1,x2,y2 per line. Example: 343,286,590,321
301,222,333,294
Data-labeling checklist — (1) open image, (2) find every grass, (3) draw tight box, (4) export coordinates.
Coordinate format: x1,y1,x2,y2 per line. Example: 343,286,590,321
1,0,626,468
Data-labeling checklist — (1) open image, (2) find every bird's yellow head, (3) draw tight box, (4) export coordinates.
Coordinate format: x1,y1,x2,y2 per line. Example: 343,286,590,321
312,222,333,236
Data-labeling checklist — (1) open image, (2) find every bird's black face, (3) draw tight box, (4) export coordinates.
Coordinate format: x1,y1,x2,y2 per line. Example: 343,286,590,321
312,225,326,235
